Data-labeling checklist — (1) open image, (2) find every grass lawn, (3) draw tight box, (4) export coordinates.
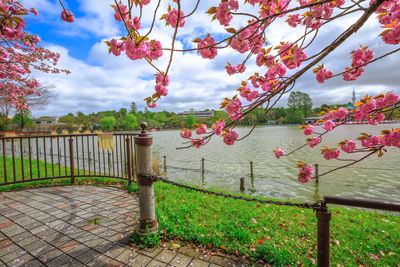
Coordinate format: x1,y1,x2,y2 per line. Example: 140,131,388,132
1,156,399,266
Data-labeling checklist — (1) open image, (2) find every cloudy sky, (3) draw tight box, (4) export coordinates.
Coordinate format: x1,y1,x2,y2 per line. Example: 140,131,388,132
22,0,400,117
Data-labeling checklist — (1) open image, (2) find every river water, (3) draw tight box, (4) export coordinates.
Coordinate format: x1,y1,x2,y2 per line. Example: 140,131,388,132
151,124,400,202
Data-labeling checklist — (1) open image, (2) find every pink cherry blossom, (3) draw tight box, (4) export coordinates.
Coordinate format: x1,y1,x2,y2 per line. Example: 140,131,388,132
239,86,258,102
303,125,314,135
322,120,335,131
341,140,357,153
298,164,313,183
287,14,302,27
309,137,320,148
195,124,208,135
61,10,75,23
180,128,192,139
223,130,239,145
361,135,380,147
166,9,185,28
146,100,157,108
316,68,333,83
323,149,340,160
156,73,169,86
384,92,399,106
127,17,141,31
198,36,217,59
155,83,168,96
192,139,205,148
225,98,242,115
110,39,125,56
334,107,349,120
274,149,285,159
114,4,128,22
149,40,163,60
226,63,246,75
212,120,225,135
216,1,238,26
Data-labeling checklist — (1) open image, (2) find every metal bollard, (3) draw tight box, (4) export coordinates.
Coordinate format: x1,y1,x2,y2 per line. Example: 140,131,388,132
135,122,158,236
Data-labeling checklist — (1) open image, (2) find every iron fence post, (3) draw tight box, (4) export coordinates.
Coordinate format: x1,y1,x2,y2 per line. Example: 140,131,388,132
134,122,158,236
126,137,132,186
68,138,75,184
317,207,331,267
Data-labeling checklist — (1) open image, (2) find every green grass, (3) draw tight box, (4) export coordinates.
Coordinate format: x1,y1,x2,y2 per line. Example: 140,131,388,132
149,182,400,266
2,157,400,265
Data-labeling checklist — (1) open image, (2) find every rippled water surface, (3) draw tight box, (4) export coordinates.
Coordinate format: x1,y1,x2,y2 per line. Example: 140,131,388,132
151,124,400,202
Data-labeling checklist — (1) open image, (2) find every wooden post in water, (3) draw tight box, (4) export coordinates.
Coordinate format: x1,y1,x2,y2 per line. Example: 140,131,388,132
250,161,254,188
314,163,319,184
201,157,205,182
240,177,245,192
163,155,167,173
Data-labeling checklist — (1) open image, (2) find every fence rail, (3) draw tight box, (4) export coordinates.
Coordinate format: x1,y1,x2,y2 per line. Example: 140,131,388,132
0,133,138,185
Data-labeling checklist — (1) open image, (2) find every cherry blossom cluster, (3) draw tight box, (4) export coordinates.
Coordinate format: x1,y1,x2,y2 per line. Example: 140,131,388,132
374,0,400,45
0,0,69,109
226,63,246,75
342,47,374,81
352,92,399,124
296,162,314,183
197,35,217,59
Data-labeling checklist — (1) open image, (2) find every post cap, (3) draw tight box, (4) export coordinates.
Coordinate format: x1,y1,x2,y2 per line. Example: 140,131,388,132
135,121,152,146
140,122,148,133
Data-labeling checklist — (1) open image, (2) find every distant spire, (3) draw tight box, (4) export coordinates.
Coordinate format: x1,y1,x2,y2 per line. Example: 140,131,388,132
352,89,356,104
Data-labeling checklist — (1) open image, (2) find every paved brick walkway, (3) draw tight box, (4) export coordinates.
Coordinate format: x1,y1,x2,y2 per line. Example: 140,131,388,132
0,186,253,267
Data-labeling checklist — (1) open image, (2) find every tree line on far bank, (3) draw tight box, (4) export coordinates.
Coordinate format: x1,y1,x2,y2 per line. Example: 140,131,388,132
2,92,398,132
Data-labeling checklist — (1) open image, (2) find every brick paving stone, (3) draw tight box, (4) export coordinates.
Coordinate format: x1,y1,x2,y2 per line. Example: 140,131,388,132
14,236,39,247
155,249,178,263
87,255,113,267
170,253,193,266
46,253,76,267
8,202,22,207
5,251,34,266
23,240,48,252
0,239,13,249
67,244,91,258
103,244,127,259
58,239,80,253
83,236,105,247
147,259,169,267
7,254,34,267
47,235,72,246
138,247,163,258
0,244,19,257
24,259,45,267
82,224,98,231
1,225,26,237
75,248,98,262
178,246,203,258
209,255,236,266
130,254,152,266
189,258,211,267
115,249,138,263
56,203,70,209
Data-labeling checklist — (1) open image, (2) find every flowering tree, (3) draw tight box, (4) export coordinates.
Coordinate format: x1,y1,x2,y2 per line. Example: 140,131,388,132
0,0,69,110
34,0,400,182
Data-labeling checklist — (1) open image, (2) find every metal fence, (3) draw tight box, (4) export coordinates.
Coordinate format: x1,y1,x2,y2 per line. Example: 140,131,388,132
0,133,137,185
